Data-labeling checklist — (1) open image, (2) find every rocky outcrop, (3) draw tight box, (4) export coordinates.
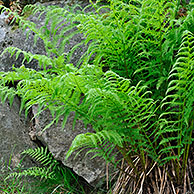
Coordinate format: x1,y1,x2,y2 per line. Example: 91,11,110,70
0,97,34,169
30,107,106,184
0,0,88,71
0,0,106,186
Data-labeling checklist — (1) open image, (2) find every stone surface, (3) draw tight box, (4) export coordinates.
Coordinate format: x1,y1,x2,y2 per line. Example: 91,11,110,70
0,97,34,169
0,13,8,42
33,108,106,184
0,0,106,185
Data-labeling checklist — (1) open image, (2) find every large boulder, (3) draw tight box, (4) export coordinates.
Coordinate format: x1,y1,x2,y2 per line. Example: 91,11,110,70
0,0,106,186
32,107,106,184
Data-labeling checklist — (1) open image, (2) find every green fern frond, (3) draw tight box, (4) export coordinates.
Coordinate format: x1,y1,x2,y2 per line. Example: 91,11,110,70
22,147,58,167
7,166,56,180
0,62,158,163
6,147,63,181
158,30,194,163
66,130,124,160
1,3,82,61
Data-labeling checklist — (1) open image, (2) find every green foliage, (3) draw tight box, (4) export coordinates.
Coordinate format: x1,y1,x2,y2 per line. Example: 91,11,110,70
158,30,194,183
74,0,194,97
0,0,194,192
0,149,34,194
7,147,86,193
7,147,61,180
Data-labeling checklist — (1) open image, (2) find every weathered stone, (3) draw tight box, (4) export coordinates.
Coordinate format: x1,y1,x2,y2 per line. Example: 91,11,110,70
0,97,34,168
0,0,106,185
32,107,106,184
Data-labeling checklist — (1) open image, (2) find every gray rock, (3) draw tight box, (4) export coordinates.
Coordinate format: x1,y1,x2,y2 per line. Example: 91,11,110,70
0,13,8,42
33,108,106,184
0,97,34,169
0,0,106,185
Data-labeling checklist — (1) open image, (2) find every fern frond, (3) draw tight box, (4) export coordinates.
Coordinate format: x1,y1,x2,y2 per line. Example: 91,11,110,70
22,147,58,167
2,3,82,62
66,130,123,159
158,30,194,164
7,167,56,180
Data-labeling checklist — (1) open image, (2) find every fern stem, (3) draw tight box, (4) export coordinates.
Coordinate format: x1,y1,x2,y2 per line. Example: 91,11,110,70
122,39,129,78
158,1,164,75
182,127,192,183
73,76,83,94
116,145,139,178
175,0,181,19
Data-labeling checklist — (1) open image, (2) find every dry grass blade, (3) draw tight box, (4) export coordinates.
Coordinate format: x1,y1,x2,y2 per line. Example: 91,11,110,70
106,163,109,190
112,157,140,194
137,173,145,194
160,167,167,194
170,180,176,194
187,171,192,192
183,171,188,194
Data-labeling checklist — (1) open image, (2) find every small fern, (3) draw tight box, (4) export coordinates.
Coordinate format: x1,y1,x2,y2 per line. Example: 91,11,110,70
7,147,59,180
22,147,58,168
6,146,90,193
7,166,56,180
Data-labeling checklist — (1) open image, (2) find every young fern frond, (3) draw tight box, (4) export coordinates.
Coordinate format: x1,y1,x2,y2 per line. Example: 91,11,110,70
0,47,54,70
159,30,194,164
22,147,58,167
7,166,56,180
7,147,60,181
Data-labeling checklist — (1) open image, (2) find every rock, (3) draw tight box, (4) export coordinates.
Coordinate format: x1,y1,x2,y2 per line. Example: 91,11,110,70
0,13,9,42
0,97,34,169
0,0,106,186
32,108,106,184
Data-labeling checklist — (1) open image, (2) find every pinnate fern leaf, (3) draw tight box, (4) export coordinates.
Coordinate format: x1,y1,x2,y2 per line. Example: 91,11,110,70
66,130,124,160
158,30,194,163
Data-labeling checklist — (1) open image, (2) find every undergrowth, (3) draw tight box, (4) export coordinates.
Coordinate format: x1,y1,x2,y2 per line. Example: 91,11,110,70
0,0,194,193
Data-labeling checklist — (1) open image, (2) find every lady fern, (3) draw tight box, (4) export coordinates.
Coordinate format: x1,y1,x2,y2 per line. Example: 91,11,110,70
159,30,194,183
0,0,194,192
6,147,90,193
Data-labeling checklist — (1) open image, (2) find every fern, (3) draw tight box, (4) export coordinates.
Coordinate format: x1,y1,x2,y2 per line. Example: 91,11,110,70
0,0,194,192
0,63,158,177
6,147,88,193
158,30,194,182
7,166,56,180
66,130,123,163
22,147,57,167
72,0,194,100
1,3,83,62
7,147,60,180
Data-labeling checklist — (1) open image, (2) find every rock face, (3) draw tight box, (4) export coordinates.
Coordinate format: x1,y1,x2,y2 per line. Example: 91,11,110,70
32,108,105,184
0,98,34,169
0,0,106,186
0,13,8,42
0,0,88,71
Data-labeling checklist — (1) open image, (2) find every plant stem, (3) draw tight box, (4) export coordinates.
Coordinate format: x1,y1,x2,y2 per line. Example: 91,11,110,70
116,145,139,178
